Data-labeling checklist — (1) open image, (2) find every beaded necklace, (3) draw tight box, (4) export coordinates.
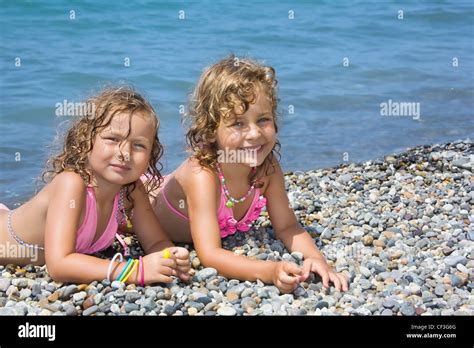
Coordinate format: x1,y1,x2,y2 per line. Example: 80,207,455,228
216,163,257,208
116,188,133,229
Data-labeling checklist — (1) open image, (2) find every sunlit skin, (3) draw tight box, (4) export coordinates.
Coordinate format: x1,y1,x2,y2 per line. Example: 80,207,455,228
0,111,190,285
148,86,349,293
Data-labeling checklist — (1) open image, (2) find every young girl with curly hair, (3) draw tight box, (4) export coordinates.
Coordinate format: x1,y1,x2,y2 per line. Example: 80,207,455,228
146,56,348,293
0,86,190,285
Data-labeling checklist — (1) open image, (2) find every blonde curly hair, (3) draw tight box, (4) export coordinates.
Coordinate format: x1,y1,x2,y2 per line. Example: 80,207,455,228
185,54,281,186
42,86,164,212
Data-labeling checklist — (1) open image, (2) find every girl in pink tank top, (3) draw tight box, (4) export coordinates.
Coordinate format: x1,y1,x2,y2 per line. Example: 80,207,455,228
148,56,348,294
0,86,190,285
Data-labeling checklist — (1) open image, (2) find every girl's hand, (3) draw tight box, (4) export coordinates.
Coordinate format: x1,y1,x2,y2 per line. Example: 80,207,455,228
300,258,349,292
272,261,303,294
142,251,178,284
168,246,191,282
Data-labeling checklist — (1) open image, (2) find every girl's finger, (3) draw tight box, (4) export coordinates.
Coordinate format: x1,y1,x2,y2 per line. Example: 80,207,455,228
276,281,293,294
169,247,189,259
159,265,176,276
279,272,300,286
329,272,342,291
175,258,190,267
321,270,330,288
161,258,177,268
338,273,349,291
301,260,312,279
177,272,190,281
284,262,302,276
156,274,174,283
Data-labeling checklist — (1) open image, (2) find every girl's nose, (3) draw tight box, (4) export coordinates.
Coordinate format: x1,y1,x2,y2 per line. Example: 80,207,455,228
118,142,132,161
246,123,261,140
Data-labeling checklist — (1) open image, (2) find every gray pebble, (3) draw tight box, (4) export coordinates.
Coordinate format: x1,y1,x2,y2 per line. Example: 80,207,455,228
82,305,99,316
217,306,236,316
195,268,218,282
445,255,467,267
400,302,415,316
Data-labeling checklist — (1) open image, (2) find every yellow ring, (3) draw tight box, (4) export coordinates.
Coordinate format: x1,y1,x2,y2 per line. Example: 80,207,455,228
163,248,170,259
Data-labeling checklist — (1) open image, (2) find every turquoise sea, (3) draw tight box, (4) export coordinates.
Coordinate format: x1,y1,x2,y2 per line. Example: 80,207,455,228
1,0,473,206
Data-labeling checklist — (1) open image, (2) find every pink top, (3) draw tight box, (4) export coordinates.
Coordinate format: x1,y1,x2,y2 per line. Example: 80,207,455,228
217,184,267,238
75,186,120,254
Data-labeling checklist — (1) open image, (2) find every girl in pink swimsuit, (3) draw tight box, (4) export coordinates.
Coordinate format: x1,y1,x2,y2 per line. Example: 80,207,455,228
148,55,348,294
0,86,190,285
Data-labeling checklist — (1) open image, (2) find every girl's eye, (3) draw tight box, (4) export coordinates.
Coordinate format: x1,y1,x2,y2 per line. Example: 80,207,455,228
134,143,146,149
105,137,119,142
258,118,271,123
232,122,244,128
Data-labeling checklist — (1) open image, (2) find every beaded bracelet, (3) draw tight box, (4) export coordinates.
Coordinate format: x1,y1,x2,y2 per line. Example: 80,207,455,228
139,256,144,287
121,259,139,283
107,253,124,281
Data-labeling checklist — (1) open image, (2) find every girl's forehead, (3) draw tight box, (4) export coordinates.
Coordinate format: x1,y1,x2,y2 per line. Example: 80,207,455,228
104,111,156,136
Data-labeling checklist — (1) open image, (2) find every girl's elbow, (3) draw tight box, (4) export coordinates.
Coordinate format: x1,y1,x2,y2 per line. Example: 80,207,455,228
46,256,70,282
47,264,68,283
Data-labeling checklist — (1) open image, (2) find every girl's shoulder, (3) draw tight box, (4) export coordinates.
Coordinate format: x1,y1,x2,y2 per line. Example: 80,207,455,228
260,157,283,188
180,157,217,179
49,171,87,195
176,157,219,191
28,171,87,214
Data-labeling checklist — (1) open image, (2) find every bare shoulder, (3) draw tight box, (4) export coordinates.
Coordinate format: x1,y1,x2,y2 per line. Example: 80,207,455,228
261,157,284,193
49,171,87,195
178,157,218,191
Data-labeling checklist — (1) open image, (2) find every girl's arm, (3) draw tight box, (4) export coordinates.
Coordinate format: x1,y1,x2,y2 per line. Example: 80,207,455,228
44,172,175,284
44,172,130,282
264,160,325,260
185,166,288,284
127,179,190,281
128,179,174,253
265,160,348,291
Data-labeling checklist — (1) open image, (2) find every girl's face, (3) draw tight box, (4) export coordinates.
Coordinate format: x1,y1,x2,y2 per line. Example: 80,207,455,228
215,87,276,167
88,111,155,186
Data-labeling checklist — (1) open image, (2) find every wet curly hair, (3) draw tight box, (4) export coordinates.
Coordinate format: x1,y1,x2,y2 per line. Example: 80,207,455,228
185,54,281,186
42,86,164,213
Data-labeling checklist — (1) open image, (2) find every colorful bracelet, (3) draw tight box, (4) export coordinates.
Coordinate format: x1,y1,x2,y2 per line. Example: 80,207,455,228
139,256,144,287
116,258,133,282
122,259,139,284
107,253,124,281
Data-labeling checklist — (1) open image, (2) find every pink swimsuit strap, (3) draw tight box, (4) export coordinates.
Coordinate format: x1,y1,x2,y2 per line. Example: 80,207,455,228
75,186,120,254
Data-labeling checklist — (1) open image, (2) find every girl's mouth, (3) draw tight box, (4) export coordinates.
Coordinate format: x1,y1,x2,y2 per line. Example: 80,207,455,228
110,163,131,172
239,144,264,153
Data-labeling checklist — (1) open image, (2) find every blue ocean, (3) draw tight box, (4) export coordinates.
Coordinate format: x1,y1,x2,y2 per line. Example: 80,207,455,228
1,1,473,206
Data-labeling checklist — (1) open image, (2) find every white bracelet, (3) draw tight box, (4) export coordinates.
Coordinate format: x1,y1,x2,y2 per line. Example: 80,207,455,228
107,252,124,281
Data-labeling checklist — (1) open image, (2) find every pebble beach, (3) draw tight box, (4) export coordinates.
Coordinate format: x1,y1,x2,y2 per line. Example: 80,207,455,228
0,140,473,316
